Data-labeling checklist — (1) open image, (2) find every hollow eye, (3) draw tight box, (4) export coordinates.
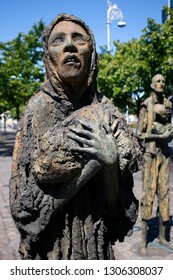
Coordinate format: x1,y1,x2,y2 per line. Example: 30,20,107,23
53,36,64,45
124,152,132,160
73,35,88,45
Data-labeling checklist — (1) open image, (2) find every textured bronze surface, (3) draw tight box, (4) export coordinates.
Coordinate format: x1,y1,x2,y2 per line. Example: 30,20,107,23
9,14,143,260
136,74,173,255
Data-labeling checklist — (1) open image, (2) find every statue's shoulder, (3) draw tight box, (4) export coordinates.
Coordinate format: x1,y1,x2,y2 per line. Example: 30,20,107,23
141,96,153,108
29,89,51,104
164,97,172,109
25,89,54,116
100,95,125,119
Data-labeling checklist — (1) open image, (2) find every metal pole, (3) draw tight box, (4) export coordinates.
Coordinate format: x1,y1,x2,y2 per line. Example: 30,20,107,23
168,0,171,20
107,8,111,51
106,1,126,51
107,0,111,51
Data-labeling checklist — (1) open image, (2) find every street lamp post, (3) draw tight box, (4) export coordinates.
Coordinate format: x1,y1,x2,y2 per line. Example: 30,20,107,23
107,0,126,51
168,0,171,20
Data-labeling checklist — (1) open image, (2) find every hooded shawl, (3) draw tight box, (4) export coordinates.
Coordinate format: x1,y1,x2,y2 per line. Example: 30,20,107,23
9,14,143,260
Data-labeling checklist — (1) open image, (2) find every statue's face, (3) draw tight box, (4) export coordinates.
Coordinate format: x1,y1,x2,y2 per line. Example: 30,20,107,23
152,74,165,93
48,21,91,86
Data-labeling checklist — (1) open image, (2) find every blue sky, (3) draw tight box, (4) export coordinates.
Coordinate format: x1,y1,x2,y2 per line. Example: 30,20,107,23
0,0,168,52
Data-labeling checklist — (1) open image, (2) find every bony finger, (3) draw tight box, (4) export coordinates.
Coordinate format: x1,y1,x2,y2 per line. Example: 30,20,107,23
69,127,80,133
67,132,85,142
67,132,77,140
67,133,93,146
103,123,112,134
79,119,94,131
114,130,121,139
71,146,96,155
67,133,82,141
69,127,94,139
103,112,111,126
111,119,119,132
69,127,86,135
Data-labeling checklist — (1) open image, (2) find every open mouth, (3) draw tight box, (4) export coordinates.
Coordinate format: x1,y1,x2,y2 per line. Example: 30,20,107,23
63,55,80,65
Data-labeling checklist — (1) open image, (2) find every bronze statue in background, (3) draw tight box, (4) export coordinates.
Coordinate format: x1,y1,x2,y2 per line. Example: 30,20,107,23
9,14,143,260
136,74,173,256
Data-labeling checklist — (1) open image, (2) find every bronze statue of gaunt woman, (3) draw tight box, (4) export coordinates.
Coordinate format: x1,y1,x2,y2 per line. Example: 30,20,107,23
9,13,143,260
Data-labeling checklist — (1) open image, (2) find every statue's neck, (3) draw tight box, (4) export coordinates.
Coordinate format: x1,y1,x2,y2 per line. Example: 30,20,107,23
152,91,164,104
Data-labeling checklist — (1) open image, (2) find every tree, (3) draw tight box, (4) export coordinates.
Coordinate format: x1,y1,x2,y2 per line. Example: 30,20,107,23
97,9,173,116
0,20,45,119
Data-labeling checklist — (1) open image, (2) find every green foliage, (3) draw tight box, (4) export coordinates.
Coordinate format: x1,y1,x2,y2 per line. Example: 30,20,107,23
0,20,45,119
98,9,173,116
1,10,173,119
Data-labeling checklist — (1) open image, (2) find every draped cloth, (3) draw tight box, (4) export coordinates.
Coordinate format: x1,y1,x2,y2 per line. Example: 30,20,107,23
9,14,143,260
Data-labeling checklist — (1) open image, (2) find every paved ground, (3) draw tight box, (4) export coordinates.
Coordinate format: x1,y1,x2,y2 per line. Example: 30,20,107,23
0,131,20,259
0,130,173,260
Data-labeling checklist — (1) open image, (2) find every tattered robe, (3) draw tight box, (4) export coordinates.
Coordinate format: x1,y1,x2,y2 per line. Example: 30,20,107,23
9,14,143,260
